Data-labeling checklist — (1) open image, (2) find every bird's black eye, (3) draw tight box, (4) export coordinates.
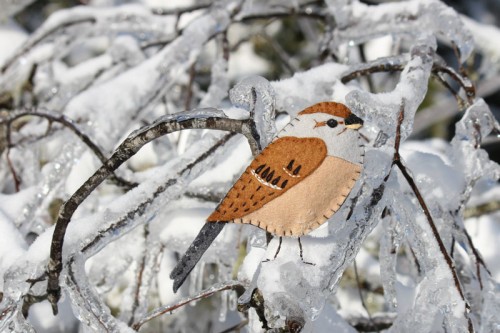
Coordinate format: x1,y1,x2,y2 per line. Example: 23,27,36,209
327,119,338,128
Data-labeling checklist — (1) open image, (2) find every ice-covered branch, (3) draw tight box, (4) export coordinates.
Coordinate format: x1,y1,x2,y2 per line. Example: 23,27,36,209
47,110,260,314
1,0,499,332
131,280,245,331
2,109,135,188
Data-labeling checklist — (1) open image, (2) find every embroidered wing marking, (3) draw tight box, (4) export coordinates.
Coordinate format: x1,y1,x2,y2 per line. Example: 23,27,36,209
207,137,327,222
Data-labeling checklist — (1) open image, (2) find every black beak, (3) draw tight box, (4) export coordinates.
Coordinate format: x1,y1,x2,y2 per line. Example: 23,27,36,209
345,113,364,129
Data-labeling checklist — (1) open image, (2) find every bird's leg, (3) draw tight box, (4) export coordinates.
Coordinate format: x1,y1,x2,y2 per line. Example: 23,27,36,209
298,237,315,265
262,237,283,262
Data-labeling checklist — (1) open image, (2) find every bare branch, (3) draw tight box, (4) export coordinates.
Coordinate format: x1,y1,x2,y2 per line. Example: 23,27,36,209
391,101,472,330
46,109,260,314
0,17,96,74
2,109,136,188
131,280,245,331
347,313,396,332
353,259,373,322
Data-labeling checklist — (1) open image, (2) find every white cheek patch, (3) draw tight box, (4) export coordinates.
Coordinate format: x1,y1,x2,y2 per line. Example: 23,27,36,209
277,115,364,166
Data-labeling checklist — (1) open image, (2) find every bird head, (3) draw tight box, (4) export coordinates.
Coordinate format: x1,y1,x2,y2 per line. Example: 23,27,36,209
295,102,363,139
277,102,364,160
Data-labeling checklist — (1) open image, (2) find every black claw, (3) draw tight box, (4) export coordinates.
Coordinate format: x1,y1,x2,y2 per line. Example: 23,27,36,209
271,176,281,185
287,160,294,171
293,165,301,175
281,179,288,188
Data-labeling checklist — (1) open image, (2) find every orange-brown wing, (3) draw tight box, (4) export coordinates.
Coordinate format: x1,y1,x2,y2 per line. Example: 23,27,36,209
207,137,327,222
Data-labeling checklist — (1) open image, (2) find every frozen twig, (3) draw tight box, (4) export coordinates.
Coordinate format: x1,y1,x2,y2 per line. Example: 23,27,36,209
461,224,492,289
341,55,407,85
257,33,298,74
341,54,475,107
237,288,269,330
131,280,245,331
464,200,500,218
184,189,225,203
54,132,238,331
432,57,475,106
128,225,149,326
353,260,373,323
150,2,212,16
0,17,96,74
347,313,396,332
2,109,136,188
5,147,21,192
46,109,260,314
391,100,472,330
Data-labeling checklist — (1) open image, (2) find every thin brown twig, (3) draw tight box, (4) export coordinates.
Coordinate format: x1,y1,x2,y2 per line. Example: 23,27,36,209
131,281,244,331
185,63,197,111
3,110,136,188
340,55,475,107
465,200,500,218
353,259,374,323
5,147,21,192
257,33,297,74
128,225,149,326
391,101,473,331
462,226,492,289
0,17,96,74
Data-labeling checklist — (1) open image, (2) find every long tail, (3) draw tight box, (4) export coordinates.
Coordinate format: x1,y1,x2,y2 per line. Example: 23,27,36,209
170,222,225,292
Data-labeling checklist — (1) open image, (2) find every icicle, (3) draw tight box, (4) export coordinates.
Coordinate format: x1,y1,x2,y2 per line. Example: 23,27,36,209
229,75,277,147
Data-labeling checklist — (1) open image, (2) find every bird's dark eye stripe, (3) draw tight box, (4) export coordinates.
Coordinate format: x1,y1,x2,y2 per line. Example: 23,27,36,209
327,119,338,128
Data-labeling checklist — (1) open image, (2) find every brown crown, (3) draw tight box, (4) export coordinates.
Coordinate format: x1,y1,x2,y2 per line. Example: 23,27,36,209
298,102,351,119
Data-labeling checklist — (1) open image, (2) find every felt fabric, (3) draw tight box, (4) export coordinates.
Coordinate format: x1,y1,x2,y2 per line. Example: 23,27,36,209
207,136,327,222
298,101,351,119
277,114,364,166
239,156,361,236
207,101,365,236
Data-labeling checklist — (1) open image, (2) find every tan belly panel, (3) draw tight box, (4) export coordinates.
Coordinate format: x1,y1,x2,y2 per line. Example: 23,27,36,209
237,156,362,236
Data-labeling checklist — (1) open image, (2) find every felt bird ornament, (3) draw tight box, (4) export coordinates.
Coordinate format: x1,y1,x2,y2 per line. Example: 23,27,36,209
170,102,364,292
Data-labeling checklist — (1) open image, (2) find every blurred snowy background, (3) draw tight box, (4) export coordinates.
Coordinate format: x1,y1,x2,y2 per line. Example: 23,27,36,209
0,0,499,332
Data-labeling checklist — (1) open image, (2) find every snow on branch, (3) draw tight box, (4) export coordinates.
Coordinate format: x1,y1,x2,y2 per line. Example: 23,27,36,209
0,0,499,332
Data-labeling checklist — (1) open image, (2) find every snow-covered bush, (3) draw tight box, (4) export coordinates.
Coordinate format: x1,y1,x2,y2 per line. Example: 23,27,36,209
0,0,499,332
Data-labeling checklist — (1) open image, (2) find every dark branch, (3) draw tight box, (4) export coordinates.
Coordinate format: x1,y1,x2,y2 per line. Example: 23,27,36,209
391,101,472,330
0,17,96,74
46,110,259,314
131,281,245,331
341,55,476,107
2,109,136,188
347,314,395,332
